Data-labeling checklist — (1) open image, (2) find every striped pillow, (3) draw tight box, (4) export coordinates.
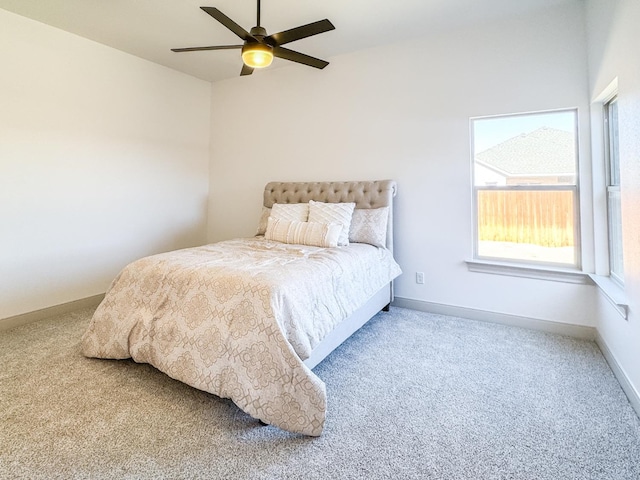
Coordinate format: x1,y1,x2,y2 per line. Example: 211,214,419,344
257,203,310,236
265,218,341,248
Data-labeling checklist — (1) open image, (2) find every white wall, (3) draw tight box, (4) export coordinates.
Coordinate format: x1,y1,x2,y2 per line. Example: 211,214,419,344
0,10,211,320
208,2,598,326
586,0,640,403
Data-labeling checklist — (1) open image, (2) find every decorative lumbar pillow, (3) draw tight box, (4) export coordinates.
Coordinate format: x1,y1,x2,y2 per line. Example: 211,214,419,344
349,207,389,248
265,218,341,248
271,203,309,223
308,200,355,246
256,206,271,235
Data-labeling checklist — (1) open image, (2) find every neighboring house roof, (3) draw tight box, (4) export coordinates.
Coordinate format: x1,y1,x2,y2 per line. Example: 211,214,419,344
475,127,576,176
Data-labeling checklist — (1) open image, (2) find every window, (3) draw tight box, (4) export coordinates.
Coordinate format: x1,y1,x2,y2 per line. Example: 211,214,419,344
604,96,624,285
471,110,580,267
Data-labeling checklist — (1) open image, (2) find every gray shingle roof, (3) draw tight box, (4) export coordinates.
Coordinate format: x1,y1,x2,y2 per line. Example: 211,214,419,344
475,127,576,176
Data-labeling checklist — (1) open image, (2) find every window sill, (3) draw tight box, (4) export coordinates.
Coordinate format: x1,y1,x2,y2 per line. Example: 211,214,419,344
588,274,629,320
465,259,590,284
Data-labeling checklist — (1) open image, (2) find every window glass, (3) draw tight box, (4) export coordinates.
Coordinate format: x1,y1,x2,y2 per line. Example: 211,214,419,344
472,110,579,266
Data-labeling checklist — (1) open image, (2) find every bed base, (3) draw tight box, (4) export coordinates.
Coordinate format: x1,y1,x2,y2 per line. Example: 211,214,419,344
303,283,392,370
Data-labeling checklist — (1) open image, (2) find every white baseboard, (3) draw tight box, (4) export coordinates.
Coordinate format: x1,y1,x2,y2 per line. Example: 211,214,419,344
595,332,640,419
0,294,105,332
392,296,597,340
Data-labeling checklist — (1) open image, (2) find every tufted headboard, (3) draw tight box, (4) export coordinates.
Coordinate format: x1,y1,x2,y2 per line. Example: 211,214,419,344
263,180,397,252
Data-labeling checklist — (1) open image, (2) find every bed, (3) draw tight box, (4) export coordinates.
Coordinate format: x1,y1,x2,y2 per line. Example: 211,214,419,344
82,180,401,436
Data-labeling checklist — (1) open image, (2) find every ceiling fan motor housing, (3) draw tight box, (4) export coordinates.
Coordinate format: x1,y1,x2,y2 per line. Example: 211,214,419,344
249,26,268,39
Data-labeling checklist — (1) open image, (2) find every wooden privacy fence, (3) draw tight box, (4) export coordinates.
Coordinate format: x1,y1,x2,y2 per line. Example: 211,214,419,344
477,189,575,247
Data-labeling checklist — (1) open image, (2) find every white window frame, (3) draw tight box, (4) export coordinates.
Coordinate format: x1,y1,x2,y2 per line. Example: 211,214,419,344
603,94,624,286
469,109,582,275
588,78,628,319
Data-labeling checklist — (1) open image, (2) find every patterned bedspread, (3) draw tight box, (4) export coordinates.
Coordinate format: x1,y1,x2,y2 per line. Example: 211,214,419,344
81,237,401,436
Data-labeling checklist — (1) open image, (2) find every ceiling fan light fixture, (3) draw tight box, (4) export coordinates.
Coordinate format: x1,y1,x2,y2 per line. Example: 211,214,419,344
241,43,273,68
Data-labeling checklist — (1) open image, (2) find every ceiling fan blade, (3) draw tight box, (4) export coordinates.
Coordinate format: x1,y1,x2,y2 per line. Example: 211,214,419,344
273,46,329,69
200,6,255,41
171,45,242,52
265,19,335,46
240,64,254,76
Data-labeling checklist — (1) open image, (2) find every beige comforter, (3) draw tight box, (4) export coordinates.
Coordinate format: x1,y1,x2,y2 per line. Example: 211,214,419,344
82,237,401,436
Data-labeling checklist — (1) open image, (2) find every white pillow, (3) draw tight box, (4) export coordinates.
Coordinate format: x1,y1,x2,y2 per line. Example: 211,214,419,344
271,203,309,222
265,218,341,248
349,207,389,248
308,200,355,246
256,206,271,236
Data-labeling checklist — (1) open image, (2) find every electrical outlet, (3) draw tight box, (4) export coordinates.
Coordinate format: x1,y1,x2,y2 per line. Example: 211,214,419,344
416,272,424,284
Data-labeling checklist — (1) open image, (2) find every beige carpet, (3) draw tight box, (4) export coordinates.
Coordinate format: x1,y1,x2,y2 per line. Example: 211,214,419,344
1,306,639,479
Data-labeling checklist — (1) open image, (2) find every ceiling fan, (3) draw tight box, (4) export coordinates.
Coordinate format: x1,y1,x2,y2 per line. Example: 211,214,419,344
171,1,335,76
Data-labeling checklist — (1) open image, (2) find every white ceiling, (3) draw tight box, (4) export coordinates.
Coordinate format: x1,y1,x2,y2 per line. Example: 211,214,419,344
0,0,578,83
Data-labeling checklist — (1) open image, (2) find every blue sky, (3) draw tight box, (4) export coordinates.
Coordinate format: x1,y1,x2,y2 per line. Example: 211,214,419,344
472,110,576,153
